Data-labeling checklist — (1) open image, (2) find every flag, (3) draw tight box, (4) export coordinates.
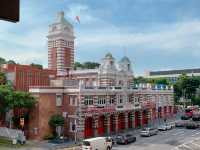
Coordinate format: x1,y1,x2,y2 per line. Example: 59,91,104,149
75,16,80,23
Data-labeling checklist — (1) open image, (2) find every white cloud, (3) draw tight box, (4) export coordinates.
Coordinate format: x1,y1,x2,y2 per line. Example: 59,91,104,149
76,20,200,55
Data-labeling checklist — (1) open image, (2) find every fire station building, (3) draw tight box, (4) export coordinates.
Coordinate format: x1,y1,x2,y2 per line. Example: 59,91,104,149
29,53,174,140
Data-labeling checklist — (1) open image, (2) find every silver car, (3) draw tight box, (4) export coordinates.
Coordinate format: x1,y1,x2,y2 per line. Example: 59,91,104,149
140,127,158,137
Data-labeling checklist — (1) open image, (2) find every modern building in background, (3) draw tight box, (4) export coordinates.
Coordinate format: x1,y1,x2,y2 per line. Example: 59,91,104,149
47,11,75,75
145,68,200,83
0,64,56,91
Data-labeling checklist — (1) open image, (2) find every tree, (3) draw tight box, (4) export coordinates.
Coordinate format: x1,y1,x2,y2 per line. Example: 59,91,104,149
82,62,100,69
133,76,148,84
73,61,100,70
0,84,36,128
49,114,65,137
49,114,65,128
0,57,6,65
150,78,170,85
73,62,83,70
0,72,6,85
30,63,43,69
174,74,200,105
7,60,16,64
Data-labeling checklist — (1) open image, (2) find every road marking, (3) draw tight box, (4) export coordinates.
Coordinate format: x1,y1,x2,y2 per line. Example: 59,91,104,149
191,132,200,137
172,131,185,136
180,144,194,150
190,142,200,148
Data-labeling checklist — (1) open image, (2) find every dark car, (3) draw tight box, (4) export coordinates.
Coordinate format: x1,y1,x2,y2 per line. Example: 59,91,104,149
181,115,190,120
192,115,200,121
115,134,136,144
186,122,199,129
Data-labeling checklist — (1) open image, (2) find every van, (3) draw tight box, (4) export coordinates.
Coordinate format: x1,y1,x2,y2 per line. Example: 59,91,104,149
82,137,112,150
140,127,158,137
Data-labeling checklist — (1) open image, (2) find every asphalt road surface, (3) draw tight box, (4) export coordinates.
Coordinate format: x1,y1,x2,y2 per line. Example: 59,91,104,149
112,128,200,150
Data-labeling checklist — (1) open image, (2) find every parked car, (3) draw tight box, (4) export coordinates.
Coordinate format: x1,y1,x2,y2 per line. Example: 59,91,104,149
175,120,186,127
82,137,112,150
158,125,167,131
140,127,158,137
186,122,199,129
181,115,190,120
192,115,200,121
165,123,173,130
168,122,176,128
115,134,136,144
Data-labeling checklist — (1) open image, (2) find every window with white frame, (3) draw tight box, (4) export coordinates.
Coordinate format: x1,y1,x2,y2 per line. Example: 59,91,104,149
97,96,106,105
56,94,62,106
117,95,123,104
84,96,93,105
109,96,115,104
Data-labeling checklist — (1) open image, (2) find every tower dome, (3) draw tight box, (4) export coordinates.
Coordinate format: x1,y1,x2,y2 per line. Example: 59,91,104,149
99,53,117,74
119,56,132,72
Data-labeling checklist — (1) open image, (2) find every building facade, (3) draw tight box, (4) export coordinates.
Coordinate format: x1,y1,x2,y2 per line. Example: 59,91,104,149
47,11,75,75
145,68,200,83
0,64,56,91
29,53,174,140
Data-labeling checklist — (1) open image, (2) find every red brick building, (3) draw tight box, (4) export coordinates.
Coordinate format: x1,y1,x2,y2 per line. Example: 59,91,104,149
1,64,56,91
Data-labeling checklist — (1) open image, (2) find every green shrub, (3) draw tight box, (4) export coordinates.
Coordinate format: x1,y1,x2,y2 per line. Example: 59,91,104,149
48,114,64,128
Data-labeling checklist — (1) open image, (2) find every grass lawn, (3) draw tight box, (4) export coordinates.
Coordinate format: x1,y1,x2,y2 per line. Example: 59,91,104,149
0,138,28,149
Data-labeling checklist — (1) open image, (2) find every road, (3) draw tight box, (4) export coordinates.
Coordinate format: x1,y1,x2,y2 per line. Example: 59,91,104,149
112,128,200,150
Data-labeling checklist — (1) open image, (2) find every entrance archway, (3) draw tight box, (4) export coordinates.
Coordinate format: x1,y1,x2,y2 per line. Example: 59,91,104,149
135,111,140,128
98,115,105,136
118,113,125,131
142,110,148,127
84,117,93,138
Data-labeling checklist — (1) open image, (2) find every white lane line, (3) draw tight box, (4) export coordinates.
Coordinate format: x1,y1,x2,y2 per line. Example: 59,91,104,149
172,131,185,136
180,144,194,150
190,142,200,148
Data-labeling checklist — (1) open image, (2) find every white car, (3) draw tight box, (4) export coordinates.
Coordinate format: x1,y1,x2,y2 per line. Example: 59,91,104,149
168,122,176,128
82,137,112,150
165,123,172,130
140,127,158,137
158,125,167,131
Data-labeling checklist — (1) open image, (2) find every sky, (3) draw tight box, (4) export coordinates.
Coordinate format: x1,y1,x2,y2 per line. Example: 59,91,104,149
1,0,200,76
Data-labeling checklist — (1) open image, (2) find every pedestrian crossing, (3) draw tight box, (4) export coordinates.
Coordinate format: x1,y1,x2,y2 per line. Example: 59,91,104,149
172,138,200,150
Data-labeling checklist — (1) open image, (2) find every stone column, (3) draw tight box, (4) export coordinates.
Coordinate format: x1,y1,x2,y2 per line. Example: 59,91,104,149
140,110,143,128
93,116,98,137
106,114,110,135
132,111,135,129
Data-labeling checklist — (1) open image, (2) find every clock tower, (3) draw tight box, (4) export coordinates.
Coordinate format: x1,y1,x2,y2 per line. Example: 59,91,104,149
47,11,75,75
